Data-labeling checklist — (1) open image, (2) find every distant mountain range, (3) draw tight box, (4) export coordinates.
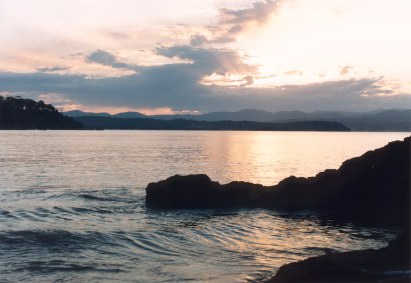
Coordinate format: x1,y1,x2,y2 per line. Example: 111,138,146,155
64,110,146,119
64,109,411,131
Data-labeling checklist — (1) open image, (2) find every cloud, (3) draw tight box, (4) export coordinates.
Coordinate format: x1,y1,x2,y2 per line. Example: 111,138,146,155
243,75,254,86
155,45,256,76
86,49,132,70
0,70,408,113
37,66,71,72
219,0,280,26
82,46,257,91
201,74,255,87
191,0,282,45
106,31,129,39
1,41,409,113
339,65,353,75
37,92,74,105
284,70,304,76
190,34,209,47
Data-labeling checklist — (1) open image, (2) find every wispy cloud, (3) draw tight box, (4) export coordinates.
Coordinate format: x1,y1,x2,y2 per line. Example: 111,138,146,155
284,70,304,76
191,0,282,46
37,66,71,72
339,65,353,76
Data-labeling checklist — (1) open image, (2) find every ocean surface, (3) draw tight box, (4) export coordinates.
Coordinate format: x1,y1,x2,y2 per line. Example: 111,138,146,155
0,131,408,282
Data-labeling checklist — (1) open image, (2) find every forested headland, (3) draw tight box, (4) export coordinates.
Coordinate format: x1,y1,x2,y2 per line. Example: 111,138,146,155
0,96,83,130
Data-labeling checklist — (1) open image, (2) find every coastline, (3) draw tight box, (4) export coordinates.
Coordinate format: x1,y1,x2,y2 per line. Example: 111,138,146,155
146,136,410,281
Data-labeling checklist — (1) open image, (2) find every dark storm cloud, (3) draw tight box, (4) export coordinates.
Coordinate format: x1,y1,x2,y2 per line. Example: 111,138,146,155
191,0,281,46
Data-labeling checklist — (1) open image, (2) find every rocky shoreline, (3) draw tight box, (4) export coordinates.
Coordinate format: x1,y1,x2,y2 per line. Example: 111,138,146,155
146,137,409,226
145,137,410,281
266,229,410,282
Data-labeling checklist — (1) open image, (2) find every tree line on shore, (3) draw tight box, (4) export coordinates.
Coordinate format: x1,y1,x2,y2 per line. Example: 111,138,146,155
0,96,83,130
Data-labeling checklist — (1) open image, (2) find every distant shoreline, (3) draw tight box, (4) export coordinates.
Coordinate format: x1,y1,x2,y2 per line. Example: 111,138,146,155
2,129,411,133
71,116,351,131
66,108,411,132
2,129,410,133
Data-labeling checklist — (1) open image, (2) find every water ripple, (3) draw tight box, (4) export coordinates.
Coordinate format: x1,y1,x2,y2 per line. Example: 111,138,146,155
0,188,395,282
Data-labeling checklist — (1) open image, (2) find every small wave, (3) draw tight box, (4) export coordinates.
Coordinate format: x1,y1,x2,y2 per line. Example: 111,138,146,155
78,194,110,201
43,191,78,201
14,259,124,274
0,194,396,283
14,209,46,222
71,207,114,215
303,246,340,254
0,230,119,253
44,189,140,204
0,209,20,220
117,233,181,258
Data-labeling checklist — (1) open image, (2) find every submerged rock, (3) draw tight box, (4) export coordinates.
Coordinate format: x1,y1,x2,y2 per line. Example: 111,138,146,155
146,136,410,226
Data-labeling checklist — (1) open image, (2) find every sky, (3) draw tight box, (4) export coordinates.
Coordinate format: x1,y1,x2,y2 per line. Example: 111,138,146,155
0,0,410,114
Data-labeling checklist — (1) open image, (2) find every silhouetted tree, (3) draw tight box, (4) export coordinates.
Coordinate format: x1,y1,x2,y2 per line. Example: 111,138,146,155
0,95,83,130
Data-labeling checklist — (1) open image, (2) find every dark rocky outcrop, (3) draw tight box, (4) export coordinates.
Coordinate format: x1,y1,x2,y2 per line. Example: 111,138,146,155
146,175,268,209
267,229,410,282
146,136,410,227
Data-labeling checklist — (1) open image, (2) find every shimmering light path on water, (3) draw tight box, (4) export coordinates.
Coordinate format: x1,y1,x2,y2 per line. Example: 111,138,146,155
0,131,408,282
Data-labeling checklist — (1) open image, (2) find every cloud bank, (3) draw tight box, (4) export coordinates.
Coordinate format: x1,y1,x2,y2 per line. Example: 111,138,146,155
0,67,408,113
1,0,409,113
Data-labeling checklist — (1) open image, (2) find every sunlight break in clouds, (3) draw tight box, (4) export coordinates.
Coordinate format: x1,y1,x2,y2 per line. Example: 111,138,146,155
0,0,410,113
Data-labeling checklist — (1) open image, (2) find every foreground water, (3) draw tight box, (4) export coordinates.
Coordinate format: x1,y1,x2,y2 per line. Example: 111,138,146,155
0,131,408,282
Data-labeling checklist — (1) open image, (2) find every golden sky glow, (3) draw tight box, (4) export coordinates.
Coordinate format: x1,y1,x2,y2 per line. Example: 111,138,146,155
0,0,410,113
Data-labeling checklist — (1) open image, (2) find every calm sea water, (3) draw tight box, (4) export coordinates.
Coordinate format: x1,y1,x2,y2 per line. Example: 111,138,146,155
0,131,408,282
